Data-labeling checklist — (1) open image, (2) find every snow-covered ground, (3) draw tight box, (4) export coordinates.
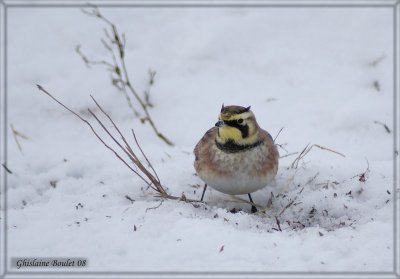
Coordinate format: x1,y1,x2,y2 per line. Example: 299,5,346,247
3,4,397,273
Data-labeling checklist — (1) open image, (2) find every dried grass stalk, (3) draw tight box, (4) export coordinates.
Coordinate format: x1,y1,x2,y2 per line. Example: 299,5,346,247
291,143,345,169
77,6,173,146
37,85,200,204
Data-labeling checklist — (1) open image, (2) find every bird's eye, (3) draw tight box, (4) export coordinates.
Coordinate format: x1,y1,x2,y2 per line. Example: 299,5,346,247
237,119,243,124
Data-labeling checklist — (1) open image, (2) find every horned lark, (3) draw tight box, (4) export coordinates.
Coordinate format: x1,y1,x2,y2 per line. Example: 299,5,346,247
194,105,279,212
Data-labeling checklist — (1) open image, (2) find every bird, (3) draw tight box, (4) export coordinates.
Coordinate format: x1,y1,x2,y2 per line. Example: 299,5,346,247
194,104,279,213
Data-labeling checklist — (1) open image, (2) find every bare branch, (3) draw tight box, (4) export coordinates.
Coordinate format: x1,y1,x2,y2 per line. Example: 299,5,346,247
145,200,164,213
273,127,284,143
290,143,310,169
1,163,12,174
276,143,289,153
161,194,204,204
291,143,345,169
87,108,157,191
89,95,164,194
279,152,298,159
305,172,320,186
37,85,202,205
79,6,174,146
373,120,391,133
143,69,156,108
10,124,29,154
275,216,282,231
279,200,294,216
131,130,160,183
369,54,386,67
76,45,114,69
312,144,346,157
37,84,154,190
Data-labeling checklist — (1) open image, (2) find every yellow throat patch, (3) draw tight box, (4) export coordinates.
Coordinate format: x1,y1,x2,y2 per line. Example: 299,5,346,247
216,111,259,145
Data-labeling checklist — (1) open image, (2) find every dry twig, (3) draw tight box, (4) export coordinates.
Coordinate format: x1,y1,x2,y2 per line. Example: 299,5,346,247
273,127,284,143
77,6,173,146
10,124,29,154
291,144,345,169
276,143,288,154
305,172,319,186
369,54,386,67
145,200,164,213
279,152,298,159
373,120,391,133
37,85,200,204
1,163,12,174
275,216,282,231
279,200,294,216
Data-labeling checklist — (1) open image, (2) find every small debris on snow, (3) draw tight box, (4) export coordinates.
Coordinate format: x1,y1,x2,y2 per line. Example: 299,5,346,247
125,195,135,203
49,180,58,188
373,120,391,133
75,203,84,210
1,164,12,174
372,80,381,92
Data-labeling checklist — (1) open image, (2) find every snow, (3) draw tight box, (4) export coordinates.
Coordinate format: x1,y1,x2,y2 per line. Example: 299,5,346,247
4,5,396,273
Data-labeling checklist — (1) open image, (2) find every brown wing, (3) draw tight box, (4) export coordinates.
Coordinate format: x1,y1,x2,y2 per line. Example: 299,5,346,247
258,129,279,176
193,127,218,173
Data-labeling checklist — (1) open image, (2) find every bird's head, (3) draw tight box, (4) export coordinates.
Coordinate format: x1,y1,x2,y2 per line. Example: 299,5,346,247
215,104,260,145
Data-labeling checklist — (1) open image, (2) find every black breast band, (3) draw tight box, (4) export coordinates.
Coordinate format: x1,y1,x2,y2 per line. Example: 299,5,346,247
216,139,263,153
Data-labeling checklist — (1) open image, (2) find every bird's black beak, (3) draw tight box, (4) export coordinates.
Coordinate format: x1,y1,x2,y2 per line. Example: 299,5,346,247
215,120,225,127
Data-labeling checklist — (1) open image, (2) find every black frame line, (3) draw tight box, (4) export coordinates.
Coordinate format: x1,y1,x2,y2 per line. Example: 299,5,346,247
0,0,399,279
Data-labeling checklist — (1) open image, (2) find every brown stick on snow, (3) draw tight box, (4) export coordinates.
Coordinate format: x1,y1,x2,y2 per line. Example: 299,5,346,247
36,84,156,190
78,6,174,146
37,85,203,204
